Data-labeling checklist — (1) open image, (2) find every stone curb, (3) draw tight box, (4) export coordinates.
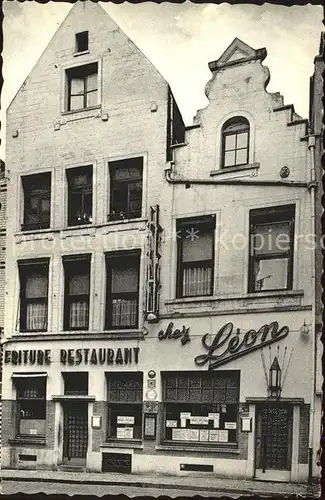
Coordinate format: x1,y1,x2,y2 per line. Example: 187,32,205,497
1,475,317,498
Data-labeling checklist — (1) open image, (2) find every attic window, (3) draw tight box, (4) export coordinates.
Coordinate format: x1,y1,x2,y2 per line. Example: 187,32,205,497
76,31,89,53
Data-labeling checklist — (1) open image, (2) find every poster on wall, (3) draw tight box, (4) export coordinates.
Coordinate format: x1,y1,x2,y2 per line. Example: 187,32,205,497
172,428,182,440
224,422,236,430
116,427,125,439
221,405,227,413
190,429,199,441
180,412,191,419
190,416,209,425
117,416,134,424
218,430,229,442
166,420,178,428
199,429,209,441
124,427,134,439
180,419,187,428
209,430,219,442
182,429,191,441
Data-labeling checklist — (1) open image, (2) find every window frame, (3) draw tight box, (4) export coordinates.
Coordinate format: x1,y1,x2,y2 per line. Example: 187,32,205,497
63,372,89,395
66,62,98,112
176,216,215,299
75,31,89,53
18,259,49,333
105,250,141,330
66,165,93,227
21,173,51,231
108,158,143,221
15,377,47,438
221,117,250,169
162,371,240,446
106,372,143,442
248,205,295,293
63,255,91,331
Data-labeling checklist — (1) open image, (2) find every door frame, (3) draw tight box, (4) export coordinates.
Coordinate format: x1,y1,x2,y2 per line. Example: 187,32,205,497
254,402,293,482
62,401,89,465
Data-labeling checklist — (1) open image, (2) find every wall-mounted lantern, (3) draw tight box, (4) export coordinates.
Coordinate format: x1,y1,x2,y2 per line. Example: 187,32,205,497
300,320,310,340
269,356,282,399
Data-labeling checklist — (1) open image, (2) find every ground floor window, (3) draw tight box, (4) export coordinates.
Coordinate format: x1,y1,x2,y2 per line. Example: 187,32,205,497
162,371,239,445
106,372,143,440
15,376,46,437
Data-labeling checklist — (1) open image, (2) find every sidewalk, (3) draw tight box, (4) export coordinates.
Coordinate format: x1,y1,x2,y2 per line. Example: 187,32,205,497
1,468,320,497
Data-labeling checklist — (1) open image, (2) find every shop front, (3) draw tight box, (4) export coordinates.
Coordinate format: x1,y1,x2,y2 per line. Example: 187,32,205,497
1,311,313,482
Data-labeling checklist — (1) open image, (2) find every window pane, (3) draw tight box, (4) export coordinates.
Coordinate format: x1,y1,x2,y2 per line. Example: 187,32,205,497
254,258,289,291
70,77,85,95
253,221,291,255
41,198,50,214
26,302,47,331
236,148,248,165
111,298,137,328
86,90,97,107
224,151,236,167
68,273,90,295
182,232,213,262
113,167,142,182
69,300,89,329
183,266,211,296
236,132,248,149
70,95,84,111
86,72,98,92
25,273,48,298
111,266,138,293
225,134,236,150
111,186,128,214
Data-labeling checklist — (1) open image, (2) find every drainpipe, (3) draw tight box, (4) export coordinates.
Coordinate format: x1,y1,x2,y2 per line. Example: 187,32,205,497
165,165,311,188
307,134,317,485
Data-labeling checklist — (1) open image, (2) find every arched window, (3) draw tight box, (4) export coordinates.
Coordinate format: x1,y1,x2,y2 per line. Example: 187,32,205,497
221,117,250,168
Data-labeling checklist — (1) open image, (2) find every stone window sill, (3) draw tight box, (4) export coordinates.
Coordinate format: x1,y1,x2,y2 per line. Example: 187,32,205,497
61,105,101,117
73,50,90,57
9,438,47,446
9,330,145,342
166,289,304,305
156,443,239,454
210,162,260,177
52,395,96,402
101,441,143,450
14,218,148,239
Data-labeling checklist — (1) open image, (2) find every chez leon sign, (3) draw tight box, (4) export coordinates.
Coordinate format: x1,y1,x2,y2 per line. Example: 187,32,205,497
194,321,289,370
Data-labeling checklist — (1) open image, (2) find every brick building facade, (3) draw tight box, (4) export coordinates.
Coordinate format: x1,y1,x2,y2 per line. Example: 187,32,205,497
1,2,320,483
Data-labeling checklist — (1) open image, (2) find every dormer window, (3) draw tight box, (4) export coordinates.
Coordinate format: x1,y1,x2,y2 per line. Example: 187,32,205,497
221,117,249,168
76,31,89,53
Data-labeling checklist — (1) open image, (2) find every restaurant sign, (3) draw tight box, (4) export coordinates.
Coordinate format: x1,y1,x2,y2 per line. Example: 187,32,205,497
4,347,140,366
195,321,289,370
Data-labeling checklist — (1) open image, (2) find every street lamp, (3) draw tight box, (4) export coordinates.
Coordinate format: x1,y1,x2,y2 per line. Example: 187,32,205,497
269,356,282,399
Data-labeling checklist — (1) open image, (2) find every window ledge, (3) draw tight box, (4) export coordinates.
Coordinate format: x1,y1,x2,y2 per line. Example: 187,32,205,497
103,217,147,229
61,105,101,117
210,162,260,177
156,444,240,454
73,50,90,57
9,438,47,446
166,289,304,305
8,330,145,342
101,441,143,450
52,395,96,401
14,219,148,238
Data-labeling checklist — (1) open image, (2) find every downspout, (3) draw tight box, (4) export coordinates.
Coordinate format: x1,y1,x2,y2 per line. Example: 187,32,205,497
307,134,317,485
165,166,311,189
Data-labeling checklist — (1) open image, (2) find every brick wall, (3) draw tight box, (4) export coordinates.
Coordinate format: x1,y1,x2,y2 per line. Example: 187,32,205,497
298,404,310,464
